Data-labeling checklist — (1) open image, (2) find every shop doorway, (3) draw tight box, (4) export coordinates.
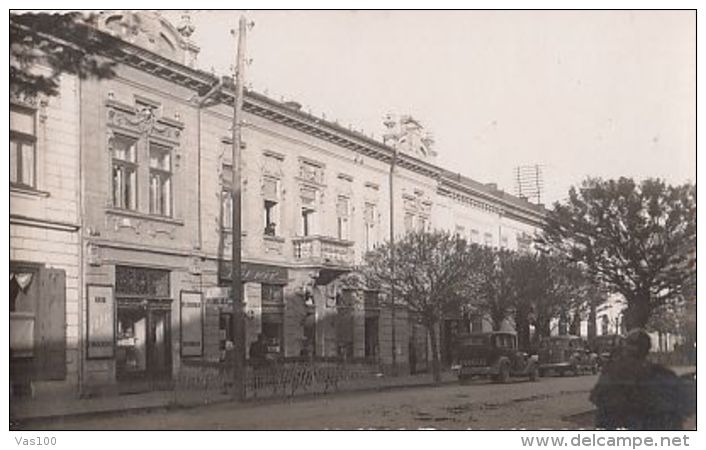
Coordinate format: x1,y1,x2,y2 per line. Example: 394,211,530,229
116,303,172,383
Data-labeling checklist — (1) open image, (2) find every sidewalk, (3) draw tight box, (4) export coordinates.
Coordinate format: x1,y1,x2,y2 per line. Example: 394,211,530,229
10,370,458,426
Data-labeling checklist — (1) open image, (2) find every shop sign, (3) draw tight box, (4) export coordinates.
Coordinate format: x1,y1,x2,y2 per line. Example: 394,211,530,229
87,285,115,359
180,291,203,357
219,262,288,284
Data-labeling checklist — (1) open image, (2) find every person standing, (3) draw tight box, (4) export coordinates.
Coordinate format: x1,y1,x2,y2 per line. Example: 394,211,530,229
589,328,693,430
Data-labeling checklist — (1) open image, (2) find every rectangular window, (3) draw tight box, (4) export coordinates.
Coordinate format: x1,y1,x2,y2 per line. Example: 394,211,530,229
10,105,37,188
404,212,415,233
149,143,172,216
455,225,465,237
417,216,428,232
364,203,377,251
302,208,315,236
221,164,233,229
263,178,279,236
261,284,284,305
115,266,170,298
111,134,137,210
336,196,350,240
483,232,493,247
264,200,278,236
222,191,233,229
470,229,480,244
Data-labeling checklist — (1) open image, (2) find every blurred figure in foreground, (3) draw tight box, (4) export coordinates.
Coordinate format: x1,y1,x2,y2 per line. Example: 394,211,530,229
589,328,695,430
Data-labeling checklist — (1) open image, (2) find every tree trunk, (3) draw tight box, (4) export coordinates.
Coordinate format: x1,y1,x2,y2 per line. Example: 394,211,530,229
534,316,551,345
427,324,441,384
587,299,597,341
515,312,531,351
570,308,582,336
624,297,651,330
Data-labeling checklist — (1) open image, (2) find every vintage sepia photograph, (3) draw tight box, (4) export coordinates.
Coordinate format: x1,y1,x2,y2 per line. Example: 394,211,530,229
8,7,696,433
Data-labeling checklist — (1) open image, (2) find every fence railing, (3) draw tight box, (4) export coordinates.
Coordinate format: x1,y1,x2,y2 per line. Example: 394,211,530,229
177,359,383,400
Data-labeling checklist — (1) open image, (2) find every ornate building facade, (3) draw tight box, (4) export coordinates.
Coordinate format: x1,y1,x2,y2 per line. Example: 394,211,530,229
10,12,546,397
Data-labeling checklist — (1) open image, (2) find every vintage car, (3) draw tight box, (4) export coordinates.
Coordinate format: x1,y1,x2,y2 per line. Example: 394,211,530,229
591,334,624,369
538,335,598,376
453,332,539,383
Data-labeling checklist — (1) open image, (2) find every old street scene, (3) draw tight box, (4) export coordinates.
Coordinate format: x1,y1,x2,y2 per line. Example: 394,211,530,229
9,11,696,430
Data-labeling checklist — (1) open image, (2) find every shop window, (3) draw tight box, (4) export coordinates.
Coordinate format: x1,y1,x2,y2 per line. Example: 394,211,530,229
10,270,37,359
10,265,66,381
261,314,283,355
111,134,138,210
115,266,170,297
10,105,37,188
115,266,172,379
219,312,233,361
149,143,172,216
261,283,284,305
116,308,147,373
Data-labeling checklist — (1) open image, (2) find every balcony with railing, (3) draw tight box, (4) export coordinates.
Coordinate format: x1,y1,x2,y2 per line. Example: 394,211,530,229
292,235,355,268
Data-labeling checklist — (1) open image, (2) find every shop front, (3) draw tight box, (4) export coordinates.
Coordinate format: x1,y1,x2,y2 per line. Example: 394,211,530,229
114,266,173,388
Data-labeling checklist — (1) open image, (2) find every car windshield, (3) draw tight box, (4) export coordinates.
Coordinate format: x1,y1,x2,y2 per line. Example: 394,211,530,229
494,334,515,348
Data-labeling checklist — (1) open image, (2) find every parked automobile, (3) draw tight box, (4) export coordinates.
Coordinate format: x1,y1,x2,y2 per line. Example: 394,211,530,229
453,332,539,383
591,334,624,369
538,335,598,376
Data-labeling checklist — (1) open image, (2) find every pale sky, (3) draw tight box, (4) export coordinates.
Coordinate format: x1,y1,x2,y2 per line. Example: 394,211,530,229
166,10,695,205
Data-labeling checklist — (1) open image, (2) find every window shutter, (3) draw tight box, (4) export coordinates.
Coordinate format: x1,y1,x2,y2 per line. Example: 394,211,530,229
35,268,66,381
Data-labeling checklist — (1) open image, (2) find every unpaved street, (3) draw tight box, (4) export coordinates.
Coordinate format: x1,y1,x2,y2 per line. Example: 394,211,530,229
30,374,607,430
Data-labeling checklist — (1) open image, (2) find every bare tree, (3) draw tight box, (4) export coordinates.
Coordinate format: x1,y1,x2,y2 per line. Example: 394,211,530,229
473,248,517,332
363,230,478,383
539,178,695,330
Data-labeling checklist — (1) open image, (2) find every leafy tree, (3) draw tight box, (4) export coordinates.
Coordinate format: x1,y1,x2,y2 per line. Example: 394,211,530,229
539,178,695,330
362,230,479,383
11,12,117,97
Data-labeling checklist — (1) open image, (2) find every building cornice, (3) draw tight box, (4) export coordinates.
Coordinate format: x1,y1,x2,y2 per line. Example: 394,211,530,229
10,214,81,232
12,17,548,223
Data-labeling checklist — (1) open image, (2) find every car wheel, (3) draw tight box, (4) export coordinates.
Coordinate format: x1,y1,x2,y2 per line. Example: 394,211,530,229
529,366,539,382
497,363,510,383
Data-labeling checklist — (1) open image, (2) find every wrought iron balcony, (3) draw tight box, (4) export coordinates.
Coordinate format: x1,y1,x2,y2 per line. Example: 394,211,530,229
292,235,354,267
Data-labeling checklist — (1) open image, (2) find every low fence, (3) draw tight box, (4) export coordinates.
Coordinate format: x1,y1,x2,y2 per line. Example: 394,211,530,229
177,358,384,400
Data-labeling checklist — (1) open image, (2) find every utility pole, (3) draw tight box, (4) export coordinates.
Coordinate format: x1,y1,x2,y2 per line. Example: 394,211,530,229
383,114,399,375
231,14,247,401
389,145,398,375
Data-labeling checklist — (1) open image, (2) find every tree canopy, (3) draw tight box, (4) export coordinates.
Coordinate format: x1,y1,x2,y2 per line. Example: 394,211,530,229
11,12,117,97
362,230,480,382
539,177,695,330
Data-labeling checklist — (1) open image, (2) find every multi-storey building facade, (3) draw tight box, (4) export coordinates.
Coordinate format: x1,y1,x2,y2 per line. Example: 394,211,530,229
10,12,547,397
10,70,82,397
